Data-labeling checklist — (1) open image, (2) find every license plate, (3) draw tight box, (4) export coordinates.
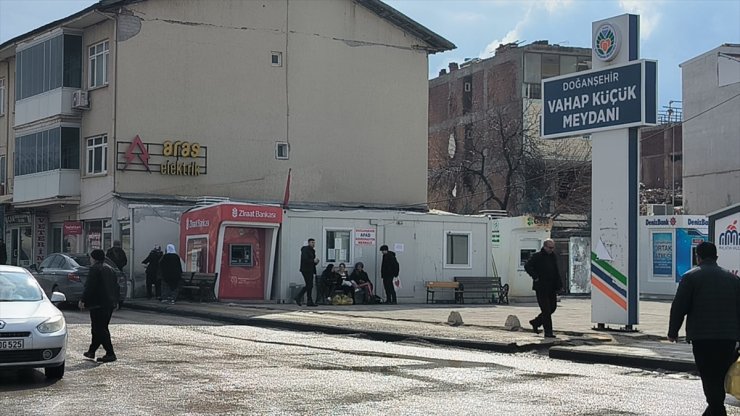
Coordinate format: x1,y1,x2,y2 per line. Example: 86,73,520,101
0,339,24,350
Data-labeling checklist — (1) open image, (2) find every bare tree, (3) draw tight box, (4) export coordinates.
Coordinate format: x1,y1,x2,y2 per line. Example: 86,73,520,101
428,101,592,217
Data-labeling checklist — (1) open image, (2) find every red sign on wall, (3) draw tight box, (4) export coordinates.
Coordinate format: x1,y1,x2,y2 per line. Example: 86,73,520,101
63,221,82,235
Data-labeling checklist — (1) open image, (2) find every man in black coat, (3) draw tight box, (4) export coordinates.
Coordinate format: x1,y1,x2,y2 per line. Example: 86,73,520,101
669,242,740,416
295,238,318,307
524,239,562,338
0,238,7,265
380,245,399,304
106,240,127,271
142,245,163,299
79,249,120,363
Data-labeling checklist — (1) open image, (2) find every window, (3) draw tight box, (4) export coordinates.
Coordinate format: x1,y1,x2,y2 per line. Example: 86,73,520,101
14,126,78,176
444,231,471,267
89,40,109,88
541,54,560,79
0,78,5,115
0,155,5,194
325,230,351,263
464,82,471,92
271,51,282,67
86,135,108,174
16,34,81,101
275,142,289,160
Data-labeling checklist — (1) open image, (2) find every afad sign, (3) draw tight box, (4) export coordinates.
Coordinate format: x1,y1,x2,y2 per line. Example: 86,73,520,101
117,135,208,176
541,59,657,139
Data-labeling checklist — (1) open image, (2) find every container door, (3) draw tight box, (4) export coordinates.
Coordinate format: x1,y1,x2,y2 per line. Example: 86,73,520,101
218,227,265,300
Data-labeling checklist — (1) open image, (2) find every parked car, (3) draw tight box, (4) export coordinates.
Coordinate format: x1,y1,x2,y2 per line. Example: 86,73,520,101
0,265,67,379
31,253,128,307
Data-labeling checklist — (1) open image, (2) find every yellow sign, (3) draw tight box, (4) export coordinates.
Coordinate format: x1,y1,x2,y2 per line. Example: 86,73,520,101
161,140,202,176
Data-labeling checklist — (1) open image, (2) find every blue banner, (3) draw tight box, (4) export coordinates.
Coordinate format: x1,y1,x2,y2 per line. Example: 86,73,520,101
542,60,656,138
652,232,673,276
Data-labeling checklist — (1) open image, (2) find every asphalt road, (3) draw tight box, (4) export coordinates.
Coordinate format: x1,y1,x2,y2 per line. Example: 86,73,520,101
1,308,739,415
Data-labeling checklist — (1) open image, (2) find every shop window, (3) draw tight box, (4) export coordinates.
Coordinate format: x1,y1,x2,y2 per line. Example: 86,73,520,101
445,231,471,267
186,236,208,272
325,229,351,264
84,220,103,251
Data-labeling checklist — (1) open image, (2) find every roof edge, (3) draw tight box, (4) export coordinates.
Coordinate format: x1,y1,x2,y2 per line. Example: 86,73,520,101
355,0,455,54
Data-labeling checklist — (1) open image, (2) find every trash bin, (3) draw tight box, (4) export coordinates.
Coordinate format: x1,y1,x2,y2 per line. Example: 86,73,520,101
289,283,304,301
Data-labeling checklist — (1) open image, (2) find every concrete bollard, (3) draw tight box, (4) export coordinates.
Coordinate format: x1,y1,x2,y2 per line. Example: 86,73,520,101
447,311,464,326
504,314,521,331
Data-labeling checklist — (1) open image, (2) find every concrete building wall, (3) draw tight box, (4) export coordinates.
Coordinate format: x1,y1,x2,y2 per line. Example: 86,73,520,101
681,45,740,214
112,0,430,207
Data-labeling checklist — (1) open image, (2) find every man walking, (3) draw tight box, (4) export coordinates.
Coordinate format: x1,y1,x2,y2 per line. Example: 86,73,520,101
79,249,120,363
295,238,318,307
524,239,562,338
142,245,163,300
669,242,740,416
380,245,399,305
106,240,128,272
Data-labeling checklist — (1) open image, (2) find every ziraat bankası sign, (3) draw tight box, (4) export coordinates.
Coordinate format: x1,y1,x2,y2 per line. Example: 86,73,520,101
541,59,657,139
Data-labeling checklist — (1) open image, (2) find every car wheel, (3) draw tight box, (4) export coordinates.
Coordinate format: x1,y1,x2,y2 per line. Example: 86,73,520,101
45,361,65,379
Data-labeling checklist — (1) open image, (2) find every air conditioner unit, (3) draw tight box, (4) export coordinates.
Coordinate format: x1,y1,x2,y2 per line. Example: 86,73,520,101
72,90,89,109
647,204,668,216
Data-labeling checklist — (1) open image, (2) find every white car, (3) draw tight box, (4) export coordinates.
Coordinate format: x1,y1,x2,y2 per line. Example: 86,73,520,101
0,265,67,379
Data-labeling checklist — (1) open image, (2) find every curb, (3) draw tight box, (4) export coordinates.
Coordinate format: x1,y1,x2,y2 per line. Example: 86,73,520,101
549,346,696,372
124,302,543,353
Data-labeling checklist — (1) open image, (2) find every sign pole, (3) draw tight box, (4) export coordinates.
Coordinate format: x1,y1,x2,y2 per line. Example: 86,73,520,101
541,14,657,329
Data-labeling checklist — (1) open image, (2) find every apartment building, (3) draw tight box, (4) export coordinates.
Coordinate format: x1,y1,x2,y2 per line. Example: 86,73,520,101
0,0,453,268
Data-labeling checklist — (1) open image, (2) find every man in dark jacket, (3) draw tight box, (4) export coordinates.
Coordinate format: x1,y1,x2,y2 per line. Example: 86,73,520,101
669,242,740,416
0,238,7,265
106,240,128,271
524,239,562,338
142,245,163,299
380,245,399,304
295,238,318,306
79,249,120,363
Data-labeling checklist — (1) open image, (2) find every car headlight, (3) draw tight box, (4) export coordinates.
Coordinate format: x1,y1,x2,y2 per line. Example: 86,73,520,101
37,315,65,334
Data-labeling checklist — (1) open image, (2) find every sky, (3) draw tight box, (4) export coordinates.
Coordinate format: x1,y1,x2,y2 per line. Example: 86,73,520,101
1,0,739,109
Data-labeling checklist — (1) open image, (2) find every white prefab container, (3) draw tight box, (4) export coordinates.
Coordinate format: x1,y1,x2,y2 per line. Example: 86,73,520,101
638,215,709,297
275,209,491,303
490,216,553,301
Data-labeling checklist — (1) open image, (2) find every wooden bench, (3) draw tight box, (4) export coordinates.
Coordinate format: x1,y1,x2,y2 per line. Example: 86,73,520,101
180,272,218,302
454,276,509,304
425,281,462,304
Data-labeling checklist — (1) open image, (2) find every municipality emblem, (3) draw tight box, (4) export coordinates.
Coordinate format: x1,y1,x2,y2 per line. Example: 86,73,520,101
594,23,620,61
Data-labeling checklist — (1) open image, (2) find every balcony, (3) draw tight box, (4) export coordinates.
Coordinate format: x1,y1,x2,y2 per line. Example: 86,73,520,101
13,170,80,203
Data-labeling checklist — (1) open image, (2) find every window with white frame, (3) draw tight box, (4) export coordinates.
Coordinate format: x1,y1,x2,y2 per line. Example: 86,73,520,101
325,229,351,264
86,135,107,174
271,51,282,67
444,231,471,267
89,40,109,88
0,78,5,115
275,142,289,160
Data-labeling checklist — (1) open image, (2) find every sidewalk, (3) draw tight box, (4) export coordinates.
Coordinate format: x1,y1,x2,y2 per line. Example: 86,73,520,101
124,296,697,372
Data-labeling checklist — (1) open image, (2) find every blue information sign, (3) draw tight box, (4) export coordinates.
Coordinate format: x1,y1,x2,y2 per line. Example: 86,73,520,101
541,60,656,139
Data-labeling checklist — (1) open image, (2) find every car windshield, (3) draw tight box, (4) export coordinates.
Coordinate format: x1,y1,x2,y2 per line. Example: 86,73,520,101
70,255,91,267
0,272,43,301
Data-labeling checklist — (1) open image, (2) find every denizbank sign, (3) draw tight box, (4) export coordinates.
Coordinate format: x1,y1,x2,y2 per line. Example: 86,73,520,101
541,59,657,139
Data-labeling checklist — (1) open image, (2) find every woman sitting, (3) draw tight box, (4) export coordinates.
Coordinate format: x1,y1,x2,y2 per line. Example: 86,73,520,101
336,263,355,297
319,264,339,302
349,262,374,303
